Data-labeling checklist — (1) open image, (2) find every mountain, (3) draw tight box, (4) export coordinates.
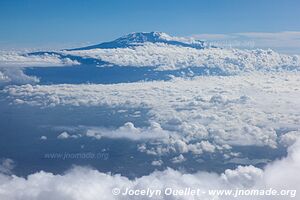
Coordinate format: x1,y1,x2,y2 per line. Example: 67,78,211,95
69,31,210,50
19,31,300,86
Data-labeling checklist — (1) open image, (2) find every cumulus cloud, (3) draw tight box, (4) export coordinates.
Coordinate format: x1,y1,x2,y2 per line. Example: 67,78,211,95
4,73,300,156
151,160,163,166
57,131,80,139
0,51,80,86
0,51,79,68
85,122,170,141
57,131,71,139
40,136,47,140
0,68,39,86
279,130,300,147
0,139,300,200
65,43,300,72
171,154,186,163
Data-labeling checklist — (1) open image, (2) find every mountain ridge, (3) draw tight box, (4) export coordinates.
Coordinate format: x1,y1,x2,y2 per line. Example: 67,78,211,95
69,31,210,50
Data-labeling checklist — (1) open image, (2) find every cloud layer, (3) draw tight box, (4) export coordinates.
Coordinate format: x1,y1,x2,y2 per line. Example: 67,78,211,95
65,43,300,72
3,72,300,158
0,51,79,68
1,32,300,200
193,31,300,54
0,51,80,86
0,138,299,200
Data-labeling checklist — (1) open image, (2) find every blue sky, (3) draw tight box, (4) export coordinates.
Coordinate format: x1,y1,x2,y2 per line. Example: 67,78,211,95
1,0,300,52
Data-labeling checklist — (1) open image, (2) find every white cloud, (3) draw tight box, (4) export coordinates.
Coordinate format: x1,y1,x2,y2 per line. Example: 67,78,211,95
0,51,80,68
197,140,215,153
57,131,80,139
40,136,47,140
221,165,263,188
65,43,300,72
193,31,300,54
0,139,300,200
279,130,300,147
192,33,237,40
0,68,39,86
238,31,300,46
0,51,80,86
85,122,170,141
151,160,163,166
57,131,71,139
4,73,300,155
171,154,186,164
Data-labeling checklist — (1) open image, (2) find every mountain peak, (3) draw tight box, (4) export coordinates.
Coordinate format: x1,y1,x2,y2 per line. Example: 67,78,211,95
70,32,208,51
118,31,168,43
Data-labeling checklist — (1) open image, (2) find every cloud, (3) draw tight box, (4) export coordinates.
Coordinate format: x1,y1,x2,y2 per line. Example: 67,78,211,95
262,138,300,191
3,72,300,158
2,36,299,75
0,68,39,86
221,165,264,188
0,139,300,200
151,160,163,166
238,31,300,43
171,154,186,163
193,31,300,54
40,136,47,140
279,130,300,147
57,131,71,139
0,51,80,86
66,43,300,72
192,33,237,40
0,71,9,82
0,159,15,175
57,131,80,139
0,51,80,68
85,122,170,141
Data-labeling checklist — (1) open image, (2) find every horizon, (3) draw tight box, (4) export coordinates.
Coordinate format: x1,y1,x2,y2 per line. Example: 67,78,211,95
1,0,300,54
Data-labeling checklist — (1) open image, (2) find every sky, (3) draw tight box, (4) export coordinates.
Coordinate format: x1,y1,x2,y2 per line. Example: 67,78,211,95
0,0,300,53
